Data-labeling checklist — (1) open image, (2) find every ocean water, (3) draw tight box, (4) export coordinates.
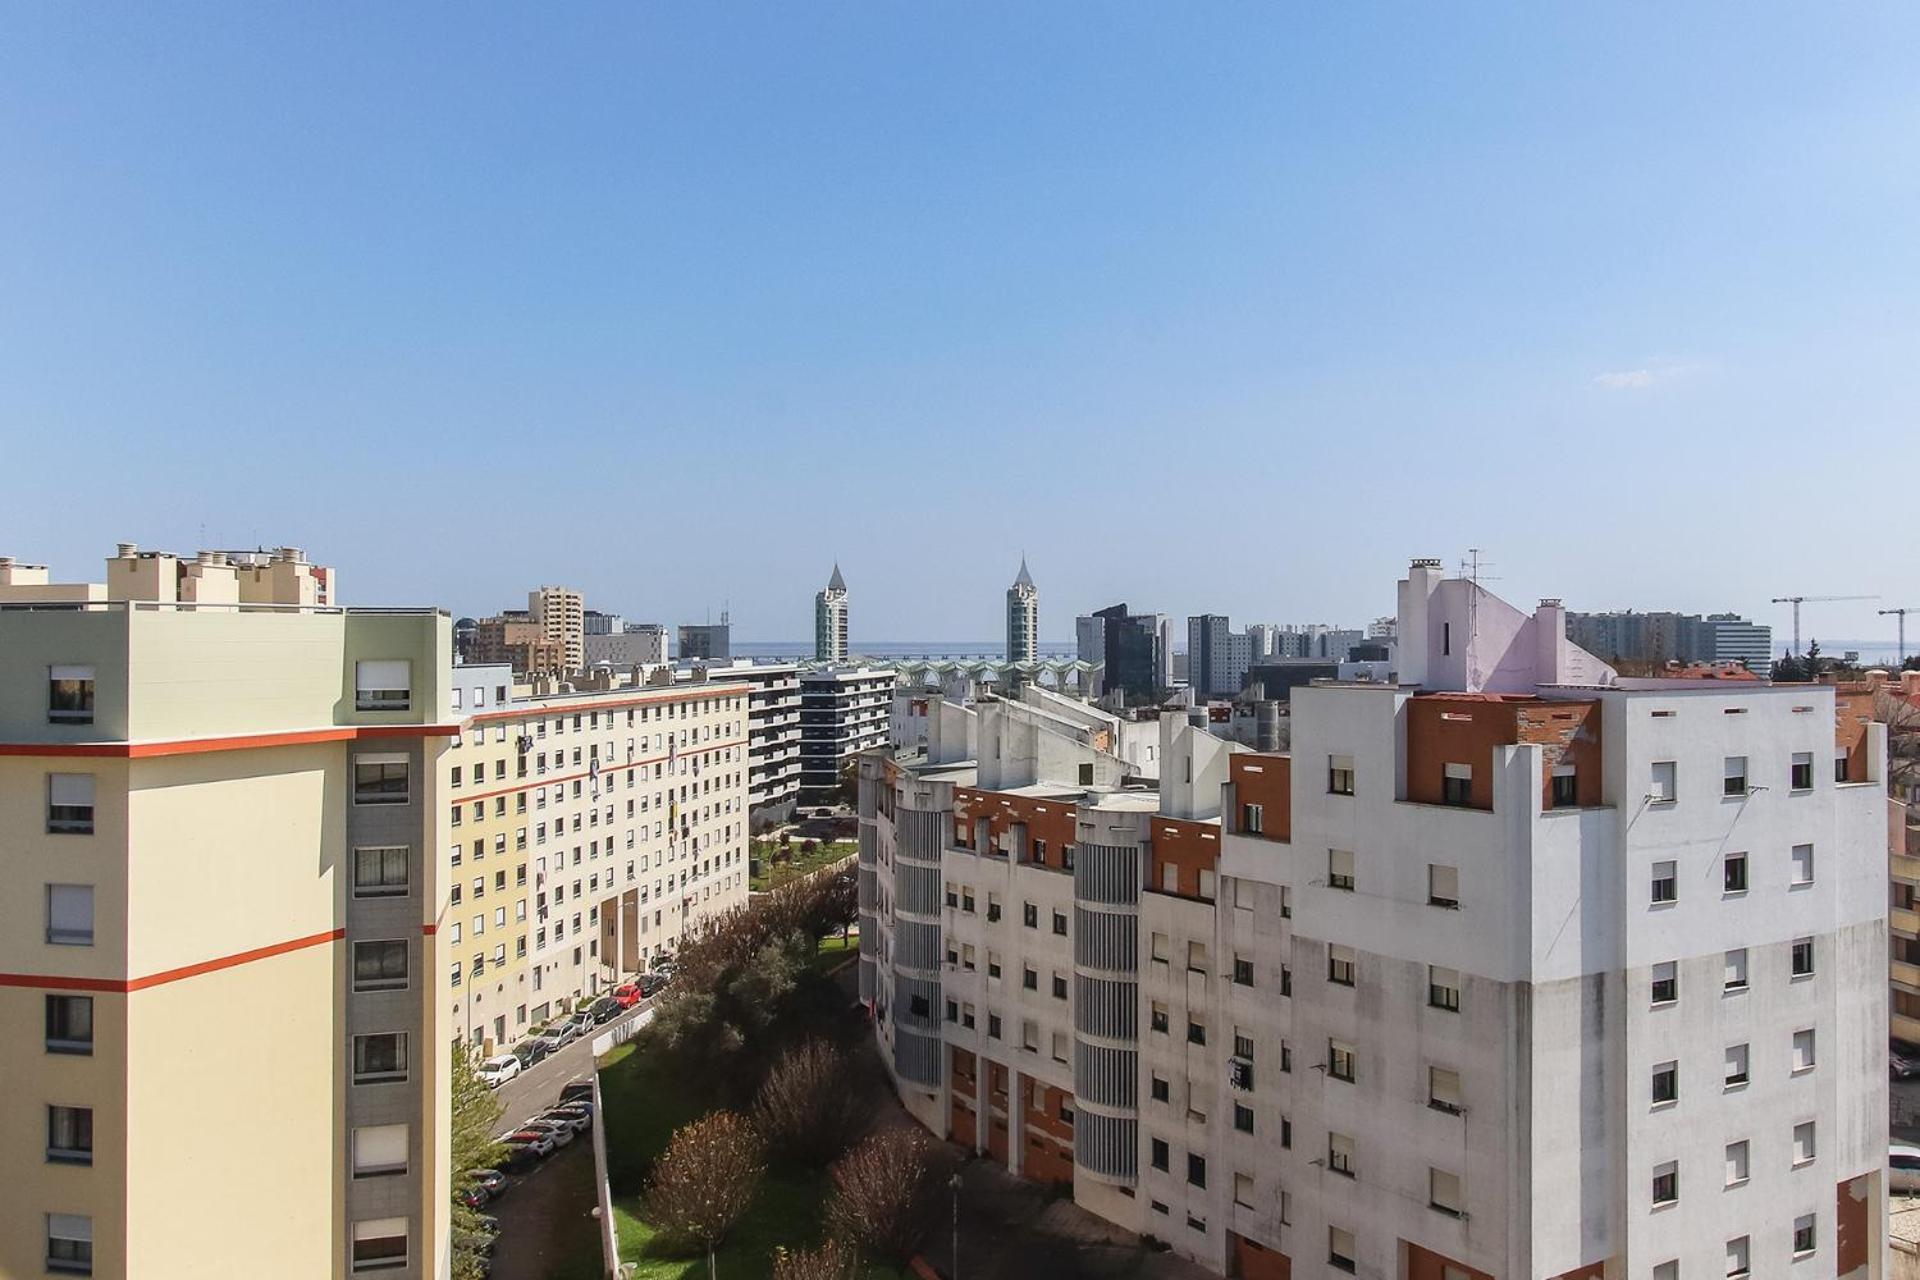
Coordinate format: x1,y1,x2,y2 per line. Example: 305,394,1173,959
729,640,1080,661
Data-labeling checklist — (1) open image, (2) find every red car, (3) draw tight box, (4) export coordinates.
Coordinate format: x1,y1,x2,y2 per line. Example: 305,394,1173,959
612,983,642,1008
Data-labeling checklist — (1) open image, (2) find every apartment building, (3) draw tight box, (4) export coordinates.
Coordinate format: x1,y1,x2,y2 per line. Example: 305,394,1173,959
528,586,584,674
675,659,802,828
1,544,453,1279
1872,671,1920,1048
1189,615,1255,699
1567,609,1775,678
861,558,1889,1280
800,666,892,805
1008,560,1039,665
468,613,564,678
816,564,850,663
582,623,667,670
443,666,753,1054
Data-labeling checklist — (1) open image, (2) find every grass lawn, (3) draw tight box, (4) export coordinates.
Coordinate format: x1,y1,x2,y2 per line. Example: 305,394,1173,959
749,839,857,892
808,931,857,976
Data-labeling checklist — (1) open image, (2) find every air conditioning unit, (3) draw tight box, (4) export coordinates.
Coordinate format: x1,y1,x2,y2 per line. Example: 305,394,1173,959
1227,1057,1254,1092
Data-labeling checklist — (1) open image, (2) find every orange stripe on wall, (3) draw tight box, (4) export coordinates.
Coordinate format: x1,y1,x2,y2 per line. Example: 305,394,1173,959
0,724,459,759
0,927,344,993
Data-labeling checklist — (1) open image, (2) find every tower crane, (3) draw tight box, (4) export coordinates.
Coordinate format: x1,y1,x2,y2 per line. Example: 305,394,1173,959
1770,594,1879,657
1881,607,1917,665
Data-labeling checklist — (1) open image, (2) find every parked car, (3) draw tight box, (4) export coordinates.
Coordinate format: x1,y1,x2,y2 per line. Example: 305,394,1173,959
499,1143,540,1174
539,1105,593,1134
588,996,622,1025
1894,1144,1920,1194
1893,1048,1920,1080
501,1129,554,1159
612,982,643,1008
639,971,670,997
558,1080,594,1107
477,1054,522,1088
533,1024,573,1053
471,1168,508,1197
512,1039,549,1069
564,1008,596,1036
455,1183,490,1209
519,1118,573,1148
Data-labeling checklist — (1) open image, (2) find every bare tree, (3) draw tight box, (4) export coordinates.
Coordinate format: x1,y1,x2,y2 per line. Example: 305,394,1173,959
826,1126,948,1262
754,1040,865,1166
771,1239,859,1280
1876,686,1920,800
643,1111,765,1264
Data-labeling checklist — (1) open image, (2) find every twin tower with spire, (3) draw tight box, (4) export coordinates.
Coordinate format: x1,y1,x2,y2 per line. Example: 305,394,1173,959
813,560,1038,664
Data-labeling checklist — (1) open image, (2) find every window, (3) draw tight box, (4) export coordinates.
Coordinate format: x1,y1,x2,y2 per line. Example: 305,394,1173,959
1232,955,1254,986
1233,1171,1255,1208
1329,1226,1356,1273
1052,973,1067,1000
1650,760,1677,802
1150,1138,1169,1171
1792,1028,1816,1073
47,1105,92,1164
45,995,93,1054
1793,1214,1816,1257
1282,1116,1292,1148
355,660,412,711
1429,965,1460,1012
48,665,95,724
1650,961,1677,1006
1328,848,1354,892
1328,1038,1355,1082
1187,1020,1207,1046
1052,910,1068,936
1650,860,1676,905
1724,948,1748,993
1023,966,1037,991
1328,755,1355,796
1429,1167,1463,1217
1428,863,1459,908
1328,1132,1354,1176
353,756,410,806
353,1033,408,1084
352,1217,409,1272
1651,1060,1678,1106
47,773,95,834
987,1014,1001,1039
1727,1236,1750,1278
353,1123,409,1177
1725,1139,1749,1186
46,1214,92,1276
1151,1003,1169,1034
1724,851,1748,894
46,885,94,946
1725,1043,1750,1088
1793,1121,1816,1166
1835,750,1849,783
1654,1265,1676,1280
1327,944,1355,986
1280,885,1292,918
1152,1075,1169,1103
1187,1152,1207,1188
353,940,409,992
1550,764,1578,808
1791,843,1814,886
1723,756,1748,796
1651,1160,1678,1206
1441,763,1472,806
1187,939,1209,973
1243,802,1264,834
1429,1065,1463,1115
353,846,409,898
1791,751,1814,790
1234,1102,1253,1133
1022,902,1038,928
1790,936,1814,978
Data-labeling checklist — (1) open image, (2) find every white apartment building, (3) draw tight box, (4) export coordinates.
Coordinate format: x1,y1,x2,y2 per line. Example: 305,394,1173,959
861,559,1889,1280
677,659,802,828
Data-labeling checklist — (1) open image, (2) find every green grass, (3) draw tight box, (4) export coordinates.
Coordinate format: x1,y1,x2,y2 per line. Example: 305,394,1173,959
749,839,857,892
809,931,858,976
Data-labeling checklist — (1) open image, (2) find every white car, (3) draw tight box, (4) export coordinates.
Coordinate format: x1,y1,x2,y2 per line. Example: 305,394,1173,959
1892,1144,1920,1194
478,1054,523,1088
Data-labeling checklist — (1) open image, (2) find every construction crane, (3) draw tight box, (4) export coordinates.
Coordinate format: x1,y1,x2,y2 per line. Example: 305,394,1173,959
1882,607,1917,665
1770,594,1879,657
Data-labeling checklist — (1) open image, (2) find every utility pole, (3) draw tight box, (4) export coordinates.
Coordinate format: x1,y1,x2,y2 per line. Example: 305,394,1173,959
1883,608,1916,665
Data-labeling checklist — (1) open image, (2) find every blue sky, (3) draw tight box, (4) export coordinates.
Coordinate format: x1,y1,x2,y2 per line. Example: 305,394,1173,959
3,5,1916,647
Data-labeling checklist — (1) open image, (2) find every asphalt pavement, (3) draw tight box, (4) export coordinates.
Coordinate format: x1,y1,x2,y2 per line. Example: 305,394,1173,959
492,997,654,1138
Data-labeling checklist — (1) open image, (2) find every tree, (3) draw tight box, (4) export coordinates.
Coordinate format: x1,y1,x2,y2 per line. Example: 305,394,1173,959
1875,686,1920,799
450,1043,505,1280
753,1040,866,1166
826,1126,948,1262
643,1111,765,1265
772,1239,859,1280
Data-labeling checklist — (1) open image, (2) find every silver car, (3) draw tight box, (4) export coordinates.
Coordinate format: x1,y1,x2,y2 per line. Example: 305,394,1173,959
1892,1144,1920,1194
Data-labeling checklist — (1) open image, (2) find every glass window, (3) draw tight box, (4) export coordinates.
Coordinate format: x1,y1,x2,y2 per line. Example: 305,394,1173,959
47,773,95,834
354,660,412,712
1651,1060,1678,1105
1650,760,1677,802
1791,937,1814,978
352,1217,409,1272
353,757,409,806
46,885,94,946
1724,948,1748,992
1725,1043,1750,1088
1725,1139,1749,1185
1650,860,1676,904
1791,843,1814,886
353,1033,408,1084
1791,752,1814,790
46,1213,92,1276
352,940,409,992
45,995,93,1055
1723,756,1748,796
1428,863,1458,907
1328,848,1354,891
1650,961,1677,1005
1429,965,1461,1012
47,1105,93,1164
352,847,409,898
1651,1160,1678,1206
1441,762,1472,806
48,665,95,724
1723,851,1748,893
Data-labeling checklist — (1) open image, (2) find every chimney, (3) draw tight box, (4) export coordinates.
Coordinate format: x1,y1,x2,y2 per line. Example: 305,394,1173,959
1534,598,1568,686
116,542,139,559
1398,557,1445,688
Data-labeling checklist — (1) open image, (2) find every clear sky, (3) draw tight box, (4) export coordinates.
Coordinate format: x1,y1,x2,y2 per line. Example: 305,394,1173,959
3,5,1916,647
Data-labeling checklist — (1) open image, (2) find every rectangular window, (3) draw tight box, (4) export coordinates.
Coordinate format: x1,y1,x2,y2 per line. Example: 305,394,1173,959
353,1032,408,1084
1023,966,1037,991
1791,936,1814,978
48,665,95,724
1052,910,1068,936
1187,1020,1207,1046
47,1105,93,1164
1329,1226,1356,1273
47,773,95,834
353,1123,410,1177
1791,843,1814,886
1428,863,1458,908
1187,1152,1207,1188
353,940,408,992
1441,762,1472,806
1650,860,1676,905
1150,1138,1169,1171
1429,1167,1463,1217
1233,1102,1253,1133
1022,902,1038,928
1328,944,1355,986
353,756,410,806
352,1217,409,1272
1651,1060,1678,1106
1242,803,1264,834
1650,760,1677,802
1724,948,1748,992
1727,1236,1750,1279
1151,1075,1169,1102
46,1214,92,1276
45,995,93,1055
1724,851,1748,894
1550,764,1577,808
46,885,94,946
1725,1042,1750,1088
1723,756,1748,797
1725,1139,1749,1186
1651,1160,1678,1206
1151,1003,1169,1034
1328,755,1355,796
1792,1028,1816,1073
1793,1120,1816,1166
1791,751,1814,790
1328,848,1354,891
1233,1171,1255,1207
1328,1132,1354,1176
1429,965,1461,1012
352,846,410,898
1328,1038,1355,1082
1793,1214,1816,1257
1233,955,1254,986
1650,960,1677,1006
1429,1065,1463,1115
354,660,412,711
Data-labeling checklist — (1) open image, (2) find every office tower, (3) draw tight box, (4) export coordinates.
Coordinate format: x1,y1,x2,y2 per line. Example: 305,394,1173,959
528,585,585,674
1092,604,1173,702
678,622,731,662
1007,559,1039,665
1188,615,1255,699
816,564,850,663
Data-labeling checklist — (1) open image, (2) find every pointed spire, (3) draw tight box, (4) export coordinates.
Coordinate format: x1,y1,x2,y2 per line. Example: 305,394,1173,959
1014,556,1033,590
827,562,846,592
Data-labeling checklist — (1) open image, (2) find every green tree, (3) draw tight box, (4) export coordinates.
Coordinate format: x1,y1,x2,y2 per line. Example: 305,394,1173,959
451,1043,505,1280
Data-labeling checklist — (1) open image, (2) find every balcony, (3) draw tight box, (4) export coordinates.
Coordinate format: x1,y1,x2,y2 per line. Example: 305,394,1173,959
1895,908,1920,939
1894,959,1920,993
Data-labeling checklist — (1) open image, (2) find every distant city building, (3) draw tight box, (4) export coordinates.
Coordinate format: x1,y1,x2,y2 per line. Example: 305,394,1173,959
528,584,585,673
1075,614,1107,694
1566,609,1773,676
583,609,623,635
677,658,801,827
678,622,732,661
1246,623,1283,661
1006,559,1039,664
583,623,667,669
1187,614,1255,698
815,563,849,663
470,611,565,677
1092,603,1172,702
798,665,891,802
1367,615,1397,640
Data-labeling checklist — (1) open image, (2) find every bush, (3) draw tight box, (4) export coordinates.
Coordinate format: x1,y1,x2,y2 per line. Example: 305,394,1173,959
826,1127,948,1262
642,1111,765,1257
771,1238,859,1280
753,1040,866,1167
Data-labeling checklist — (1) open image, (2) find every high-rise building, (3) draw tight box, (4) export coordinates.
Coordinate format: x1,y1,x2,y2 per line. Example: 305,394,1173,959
583,623,667,669
1566,609,1774,677
582,610,624,635
528,585,585,674
859,557,1888,1280
1,543,454,1278
815,564,850,663
469,612,565,678
678,622,732,662
1091,604,1172,702
1006,559,1039,665
798,666,891,803
676,659,802,829
1188,615,1255,698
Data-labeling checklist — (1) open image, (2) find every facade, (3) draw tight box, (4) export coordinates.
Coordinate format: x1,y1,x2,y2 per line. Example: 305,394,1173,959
528,586,585,674
815,564,850,663
1077,614,1108,697
677,659,802,828
1189,615,1255,699
1876,672,1920,1047
678,622,731,662
582,611,623,635
583,624,667,669
1007,560,1039,665
799,666,892,804
1,544,454,1279
1568,609,1775,678
442,668,752,1056
1093,604,1173,703
469,613,564,678
861,558,1889,1280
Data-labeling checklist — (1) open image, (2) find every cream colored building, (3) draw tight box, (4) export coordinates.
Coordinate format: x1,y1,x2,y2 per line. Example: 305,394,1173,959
1,543,454,1279
528,586,584,674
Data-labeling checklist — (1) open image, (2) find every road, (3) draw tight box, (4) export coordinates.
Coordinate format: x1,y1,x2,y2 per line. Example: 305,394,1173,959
492,998,655,1138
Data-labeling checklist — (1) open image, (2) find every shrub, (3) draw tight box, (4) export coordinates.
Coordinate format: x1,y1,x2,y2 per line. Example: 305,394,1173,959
826,1126,948,1262
753,1040,866,1166
642,1111,765,1258
771,1239,859,1280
